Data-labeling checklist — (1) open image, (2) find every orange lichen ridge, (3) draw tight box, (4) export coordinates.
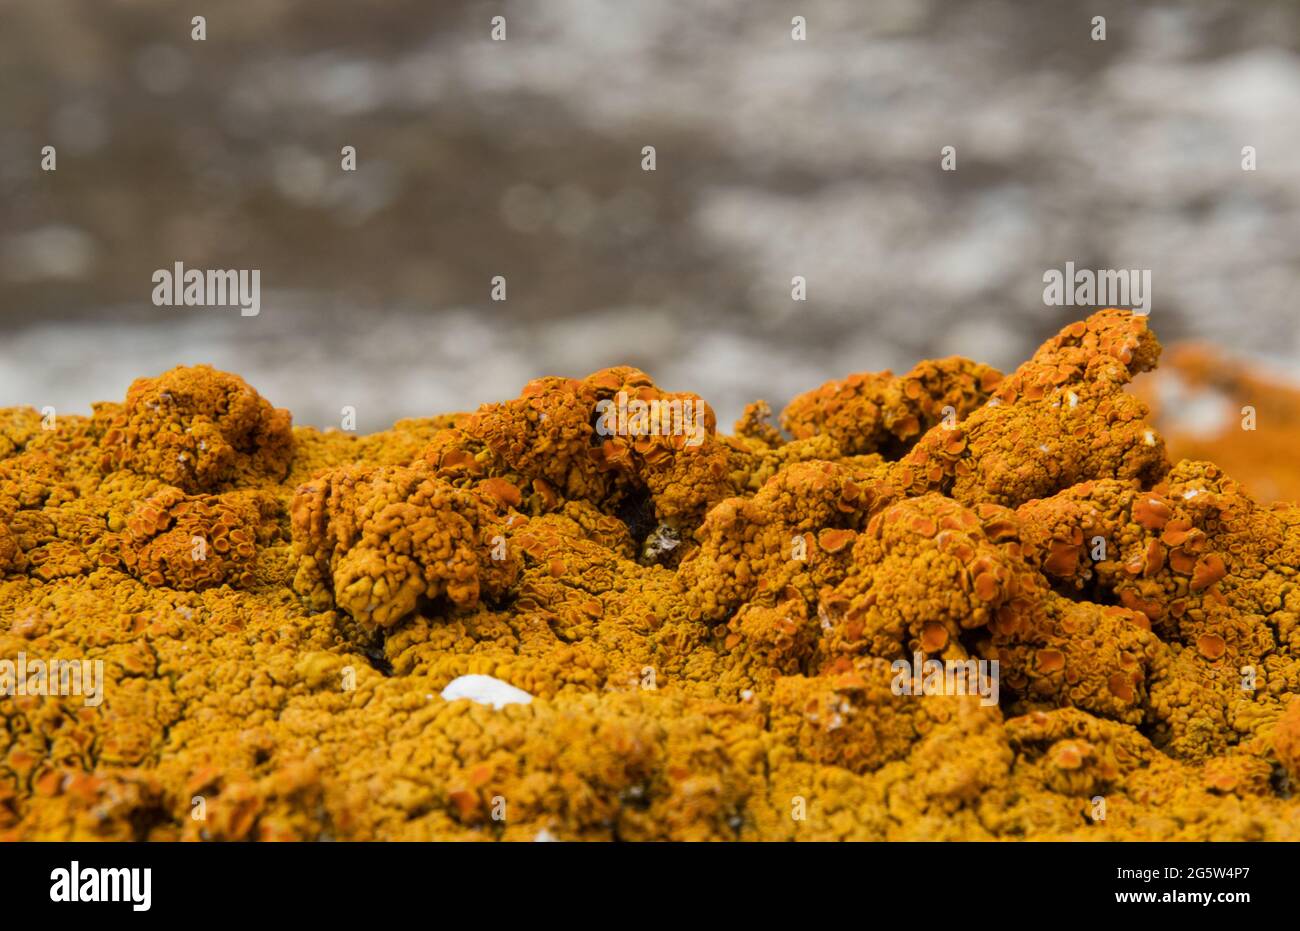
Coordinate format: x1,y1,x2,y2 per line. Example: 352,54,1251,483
893,309,1167,508
781,356,1002,456
4,308,1300,841
418,366,733,527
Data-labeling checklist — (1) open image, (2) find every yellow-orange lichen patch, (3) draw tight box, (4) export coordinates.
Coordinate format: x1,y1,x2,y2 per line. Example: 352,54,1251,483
1274,700,1300,782
289,463,520,629
98,365,292,491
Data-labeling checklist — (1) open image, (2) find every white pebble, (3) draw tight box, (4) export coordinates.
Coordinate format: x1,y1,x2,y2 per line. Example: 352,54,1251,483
440,674,534,710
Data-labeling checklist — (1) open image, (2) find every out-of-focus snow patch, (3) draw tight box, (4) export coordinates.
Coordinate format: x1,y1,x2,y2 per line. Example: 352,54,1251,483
1155,371,1234,439
440,674,534,710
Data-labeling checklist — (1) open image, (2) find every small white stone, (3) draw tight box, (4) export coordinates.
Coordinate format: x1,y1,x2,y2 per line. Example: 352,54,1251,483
440,674,534,710
534,828,558,842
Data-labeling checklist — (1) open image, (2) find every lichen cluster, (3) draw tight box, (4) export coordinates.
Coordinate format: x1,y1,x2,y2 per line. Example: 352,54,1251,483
3,312,1300,841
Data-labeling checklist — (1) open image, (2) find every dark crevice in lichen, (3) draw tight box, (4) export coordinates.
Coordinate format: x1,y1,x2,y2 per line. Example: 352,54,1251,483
614,487,657,550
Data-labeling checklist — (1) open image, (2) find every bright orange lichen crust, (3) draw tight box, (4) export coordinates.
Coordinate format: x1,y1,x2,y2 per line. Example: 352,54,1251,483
290,462,522,631
3,311,1300,842
781,357,1002,456
893,309,1167,508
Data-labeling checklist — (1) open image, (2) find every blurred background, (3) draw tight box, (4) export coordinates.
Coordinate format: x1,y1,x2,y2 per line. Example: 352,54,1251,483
2,0,1298,440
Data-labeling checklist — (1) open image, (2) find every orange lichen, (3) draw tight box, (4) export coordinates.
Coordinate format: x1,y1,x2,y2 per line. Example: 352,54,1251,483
817,493,1041,661
421,367,733,527
781,356,1002,455
1274,699,1300,783
108,486,271,590
893,309,1167,508
290,462,520,630
98,365,293,492
3,309,1300,842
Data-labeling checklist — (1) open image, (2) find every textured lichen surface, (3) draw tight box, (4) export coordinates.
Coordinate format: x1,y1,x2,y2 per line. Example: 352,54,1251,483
3,311,1300,841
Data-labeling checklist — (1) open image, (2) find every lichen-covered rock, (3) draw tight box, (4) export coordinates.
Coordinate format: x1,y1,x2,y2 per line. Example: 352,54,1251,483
677,458,897,625
290,463,520,630
817,494,1040,660
782,356,1002,455
422,366,735,526
99,365,293,492
892,310,1167,508
105,486,269,590
4,309,1300,842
